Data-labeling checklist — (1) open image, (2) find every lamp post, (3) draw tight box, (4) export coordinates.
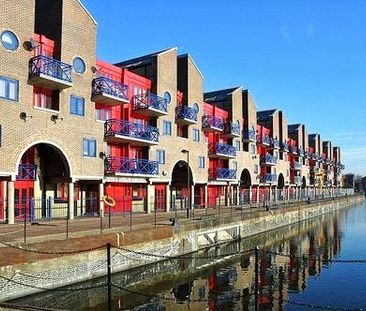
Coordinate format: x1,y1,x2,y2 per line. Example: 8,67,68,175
181,149,190,219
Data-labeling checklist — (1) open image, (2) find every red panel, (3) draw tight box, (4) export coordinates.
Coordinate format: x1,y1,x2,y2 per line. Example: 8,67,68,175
34,34,55,57
105,184,132,213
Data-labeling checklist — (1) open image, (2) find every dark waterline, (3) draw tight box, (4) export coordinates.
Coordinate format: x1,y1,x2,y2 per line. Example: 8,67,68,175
11,201,366,310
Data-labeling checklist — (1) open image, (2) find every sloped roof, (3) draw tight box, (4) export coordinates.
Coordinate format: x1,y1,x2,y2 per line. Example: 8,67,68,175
257,109,277,122
308,134,317,140
288,124,301,134
115,47,177,68
204,87,242,102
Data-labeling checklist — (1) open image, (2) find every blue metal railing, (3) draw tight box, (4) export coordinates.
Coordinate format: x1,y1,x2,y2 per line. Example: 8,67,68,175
92,77,128,101
202,115,224,130
264,174,278,183
224,122,240,136
104,156,159,175
243,129,256,141
305,150,311,158
271,138,280,149
208,142,236,157
133,92,167,113
175,106,197,122
29,55,72,83
292,161,302,169
16,164,37,181
298,148,305,157
281,141,289,152
104,119,159,143
209,168,237,180
257,134,271,145
294,176,302,185
261,153,278,165
290,146,298,154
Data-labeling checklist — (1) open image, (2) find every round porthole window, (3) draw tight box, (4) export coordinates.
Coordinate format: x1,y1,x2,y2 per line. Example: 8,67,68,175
163,91,171,104
192,103,199,113
1,31,19,51
73,57,86,74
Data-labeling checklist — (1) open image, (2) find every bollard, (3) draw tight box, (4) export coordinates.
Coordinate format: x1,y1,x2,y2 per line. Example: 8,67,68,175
129,209,132,231
255,246,259,311
23,206,27,244
154,203,157,228
107,243,112,311
100,209,103,235
66,215,69,239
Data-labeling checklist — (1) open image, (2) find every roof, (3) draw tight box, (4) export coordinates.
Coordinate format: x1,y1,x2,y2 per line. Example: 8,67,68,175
204,87,242,102
257,109,277,122
115,47,177,68
288,124,301,134
77,0,98,25
308,134,318,140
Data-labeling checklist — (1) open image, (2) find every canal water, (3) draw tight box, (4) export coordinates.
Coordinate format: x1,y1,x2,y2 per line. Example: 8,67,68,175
11,201,366,310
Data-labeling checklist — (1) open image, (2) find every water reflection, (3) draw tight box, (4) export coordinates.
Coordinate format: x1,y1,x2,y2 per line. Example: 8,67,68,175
13,204,366,311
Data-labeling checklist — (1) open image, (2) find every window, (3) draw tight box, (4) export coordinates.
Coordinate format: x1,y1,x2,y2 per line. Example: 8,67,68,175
254,164,259,174
249,144,256,154
73,57,86,74
156,149,165,164
274,151,279,159
83,139,96,157
235,140,241,151
192,103,199,113
273,167,277,174
163,91,171,104
1,31,19,51
193,128,200,142
0,77,18,101
96,107,111,121
198,156,205,168
34,87,59,110
163,120,171,135
233,161,238,170
70,95,85,116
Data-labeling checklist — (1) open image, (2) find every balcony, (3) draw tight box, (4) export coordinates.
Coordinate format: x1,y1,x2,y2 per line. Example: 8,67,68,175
256,134,270,146
317,155,323,163
262,174,278,183
281,141,289,152
28,55,73,90
294,176,302,185
271,138,280,149
208,142,236,159
104,119,159,146
261,154,278,166
175,106,197,125
289,146,298,154
91,77,129,106
209,168,237,181
16,164,37,181
305,151,311,159
104,156,158,177
298,148,305,157
291,161,302,170
133,92,168,117
312,153,317,161
224,122,240,138
243,129,256,142
202,115,224,132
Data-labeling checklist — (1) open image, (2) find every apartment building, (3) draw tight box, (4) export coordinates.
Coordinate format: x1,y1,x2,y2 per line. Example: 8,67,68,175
0,0,345,223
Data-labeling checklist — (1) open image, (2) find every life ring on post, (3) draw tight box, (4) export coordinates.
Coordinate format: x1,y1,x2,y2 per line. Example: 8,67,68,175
103,195,116,207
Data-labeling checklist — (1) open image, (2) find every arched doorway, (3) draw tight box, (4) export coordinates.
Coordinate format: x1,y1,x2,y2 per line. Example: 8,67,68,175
15,143,71,220
239,169,251,203
277,173,285,201
171,161,193,211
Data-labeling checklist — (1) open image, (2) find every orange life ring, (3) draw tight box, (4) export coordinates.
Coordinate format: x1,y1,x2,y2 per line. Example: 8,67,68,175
103,195,116,207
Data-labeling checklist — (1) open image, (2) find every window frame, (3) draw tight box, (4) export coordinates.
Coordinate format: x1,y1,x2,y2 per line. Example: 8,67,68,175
156,149,166,164
70,95,85,116
198,156,205,168
163,120,172,136
83,138,96,157
193,128,200,142
1,30,19,51
0,76,18,102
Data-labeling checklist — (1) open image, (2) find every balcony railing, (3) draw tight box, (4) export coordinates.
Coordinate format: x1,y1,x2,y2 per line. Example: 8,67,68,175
104,156,158,176
281,141,289,152
298,148,305,157
305,151,311,159
312,153,317,160
243,129,256,142
29,55,73,89
175,106,197,124
202,115,224,132
16,164,37,181
261,153,278,166
209,168,237,180
91,77,128,105
208,142,236,158
292,161,302,170
133,92,168,116
289,146,298,154
104,119,159,144
271,138,280,149
224,122,240,137
263,174,278,183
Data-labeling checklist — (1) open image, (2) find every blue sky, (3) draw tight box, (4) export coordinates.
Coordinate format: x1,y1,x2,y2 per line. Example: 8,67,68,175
82,0,366,176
